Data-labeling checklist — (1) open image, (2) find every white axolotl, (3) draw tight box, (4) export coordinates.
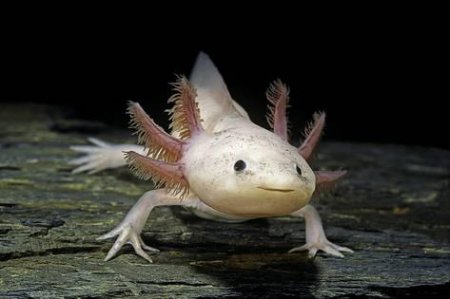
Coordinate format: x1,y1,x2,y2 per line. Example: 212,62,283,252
70,52,353,262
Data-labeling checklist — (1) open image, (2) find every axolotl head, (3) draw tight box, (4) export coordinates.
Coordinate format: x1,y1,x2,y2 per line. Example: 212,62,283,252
125,77,345,219
183,126,316,217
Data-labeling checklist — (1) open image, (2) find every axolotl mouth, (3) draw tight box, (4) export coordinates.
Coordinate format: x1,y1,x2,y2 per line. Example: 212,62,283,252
257,187,295,192
198,185,312,218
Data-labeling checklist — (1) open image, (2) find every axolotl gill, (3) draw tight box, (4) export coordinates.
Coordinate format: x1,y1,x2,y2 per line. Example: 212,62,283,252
71,52,353,262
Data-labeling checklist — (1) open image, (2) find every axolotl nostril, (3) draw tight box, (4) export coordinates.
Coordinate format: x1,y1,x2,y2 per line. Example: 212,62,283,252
70,52,353,262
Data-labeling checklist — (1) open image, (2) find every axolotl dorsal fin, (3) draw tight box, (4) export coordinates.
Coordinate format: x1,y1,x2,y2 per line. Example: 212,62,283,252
189,52,249,131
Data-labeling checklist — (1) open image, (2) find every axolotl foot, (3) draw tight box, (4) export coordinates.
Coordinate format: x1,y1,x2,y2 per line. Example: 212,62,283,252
70,137,145,174
97,224,160,263
289,204,354,259
96,189,195,263
289,238,354,258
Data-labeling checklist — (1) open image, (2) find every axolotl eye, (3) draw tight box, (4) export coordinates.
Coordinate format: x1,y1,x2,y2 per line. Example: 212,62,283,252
296,165,302,176
234,160,246,172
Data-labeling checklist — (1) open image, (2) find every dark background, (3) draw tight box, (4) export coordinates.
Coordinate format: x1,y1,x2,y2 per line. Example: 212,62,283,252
1,8,446,149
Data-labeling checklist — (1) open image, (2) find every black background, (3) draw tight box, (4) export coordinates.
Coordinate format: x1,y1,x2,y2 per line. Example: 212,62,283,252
1,7,446,149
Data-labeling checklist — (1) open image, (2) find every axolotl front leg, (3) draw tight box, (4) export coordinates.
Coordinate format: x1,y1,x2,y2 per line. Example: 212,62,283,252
97,189,171,262
97,189,209,262
289,205,353,258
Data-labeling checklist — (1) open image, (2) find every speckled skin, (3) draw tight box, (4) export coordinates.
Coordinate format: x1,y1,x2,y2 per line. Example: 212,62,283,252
71,52,353,262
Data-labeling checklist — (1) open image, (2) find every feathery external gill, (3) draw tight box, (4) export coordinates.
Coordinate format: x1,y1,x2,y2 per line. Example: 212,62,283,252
125,151,188,197
127,101,185,162
168,76,203,140
298,112,326,161
266,79,290,141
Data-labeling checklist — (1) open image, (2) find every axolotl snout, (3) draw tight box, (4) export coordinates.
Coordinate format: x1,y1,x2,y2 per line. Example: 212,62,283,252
71,52,353,262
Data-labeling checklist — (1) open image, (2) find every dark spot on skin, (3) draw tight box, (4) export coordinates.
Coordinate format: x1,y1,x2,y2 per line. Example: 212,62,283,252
244,170,255,176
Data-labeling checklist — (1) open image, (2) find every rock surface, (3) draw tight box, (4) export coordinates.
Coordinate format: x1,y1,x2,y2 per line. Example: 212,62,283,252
0,103,449,298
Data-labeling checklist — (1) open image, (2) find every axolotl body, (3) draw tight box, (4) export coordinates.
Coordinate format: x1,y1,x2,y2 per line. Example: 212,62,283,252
71,52,353,262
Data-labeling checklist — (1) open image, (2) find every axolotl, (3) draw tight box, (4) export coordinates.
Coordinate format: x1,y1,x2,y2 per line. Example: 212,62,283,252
71,52,353,262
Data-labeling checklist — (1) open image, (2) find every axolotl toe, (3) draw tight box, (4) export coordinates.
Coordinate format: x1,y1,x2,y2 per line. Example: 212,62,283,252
71,52,353,262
